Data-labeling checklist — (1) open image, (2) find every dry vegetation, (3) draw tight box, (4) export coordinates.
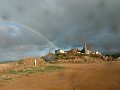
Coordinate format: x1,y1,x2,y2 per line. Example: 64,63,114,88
45,53,113,64
0,53,120,90
0,57,64,87
0,62,120,90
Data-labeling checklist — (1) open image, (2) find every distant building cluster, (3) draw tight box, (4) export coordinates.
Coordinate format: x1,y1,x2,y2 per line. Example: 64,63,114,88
55,42,101,55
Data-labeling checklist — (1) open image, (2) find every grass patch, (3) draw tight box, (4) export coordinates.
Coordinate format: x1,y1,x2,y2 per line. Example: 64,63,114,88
9,65,65,74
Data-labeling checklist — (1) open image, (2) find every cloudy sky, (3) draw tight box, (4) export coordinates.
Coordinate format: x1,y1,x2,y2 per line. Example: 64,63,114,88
0,0,120,61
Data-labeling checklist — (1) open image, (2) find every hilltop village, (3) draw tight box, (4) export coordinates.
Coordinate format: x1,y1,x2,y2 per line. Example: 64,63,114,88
18,42,119,66
43,42,113,63
55,42,101,55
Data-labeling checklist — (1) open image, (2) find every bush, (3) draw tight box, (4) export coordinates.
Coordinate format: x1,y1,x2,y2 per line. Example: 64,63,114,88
9,65,65,74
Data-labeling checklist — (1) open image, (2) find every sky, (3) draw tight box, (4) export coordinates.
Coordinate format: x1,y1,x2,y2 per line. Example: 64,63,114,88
0,0,120,61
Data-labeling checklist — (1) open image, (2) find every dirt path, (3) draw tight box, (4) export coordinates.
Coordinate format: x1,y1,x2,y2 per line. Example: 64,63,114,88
1,62,120,90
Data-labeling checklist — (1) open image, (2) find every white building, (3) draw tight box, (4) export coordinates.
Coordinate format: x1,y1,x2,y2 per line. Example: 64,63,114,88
93,51,101,55
55,49,65,54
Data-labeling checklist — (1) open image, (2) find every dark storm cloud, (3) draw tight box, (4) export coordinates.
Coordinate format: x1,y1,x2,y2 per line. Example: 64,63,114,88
0,0,120,61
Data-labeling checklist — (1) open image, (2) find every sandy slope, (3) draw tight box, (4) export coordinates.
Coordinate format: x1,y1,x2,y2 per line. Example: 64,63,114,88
0,62,120,90
0,64,10,70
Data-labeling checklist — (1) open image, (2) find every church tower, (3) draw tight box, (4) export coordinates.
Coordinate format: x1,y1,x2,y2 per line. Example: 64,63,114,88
81,42,90,54
84,42,87,50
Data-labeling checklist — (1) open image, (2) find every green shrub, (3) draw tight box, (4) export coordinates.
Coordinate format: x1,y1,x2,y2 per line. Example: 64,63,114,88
9,65,64,74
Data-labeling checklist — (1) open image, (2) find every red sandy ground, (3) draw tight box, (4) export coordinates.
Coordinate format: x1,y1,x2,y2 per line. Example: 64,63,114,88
0,62,120,90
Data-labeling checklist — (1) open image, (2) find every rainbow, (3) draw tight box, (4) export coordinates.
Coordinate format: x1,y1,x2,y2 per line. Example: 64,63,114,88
0,21,58,49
